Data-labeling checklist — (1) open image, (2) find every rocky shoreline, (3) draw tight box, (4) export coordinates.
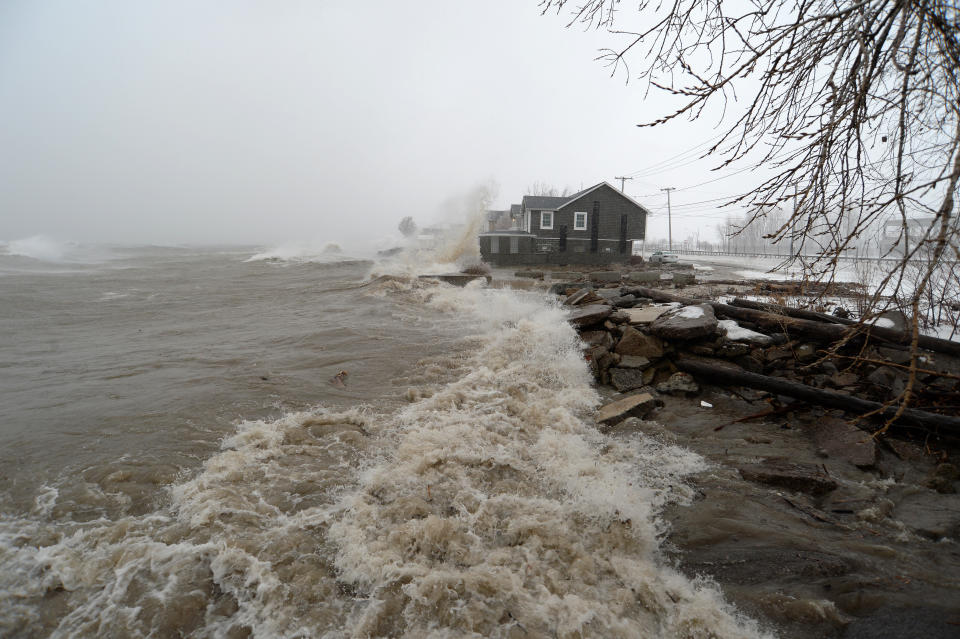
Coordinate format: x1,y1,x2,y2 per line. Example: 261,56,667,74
539,267,960,638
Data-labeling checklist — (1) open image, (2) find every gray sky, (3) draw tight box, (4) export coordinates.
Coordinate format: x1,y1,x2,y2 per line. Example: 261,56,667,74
0,0,759,251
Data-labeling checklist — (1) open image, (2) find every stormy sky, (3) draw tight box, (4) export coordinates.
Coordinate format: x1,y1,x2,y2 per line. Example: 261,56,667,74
0,0,758,251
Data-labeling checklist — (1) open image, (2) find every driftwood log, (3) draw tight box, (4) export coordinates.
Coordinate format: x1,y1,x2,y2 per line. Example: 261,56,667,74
625,286,960,358
730,298,855,326
676,358,960,433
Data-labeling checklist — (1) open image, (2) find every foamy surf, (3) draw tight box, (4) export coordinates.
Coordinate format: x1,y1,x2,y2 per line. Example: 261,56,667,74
326,280,770,638
0,274,769,638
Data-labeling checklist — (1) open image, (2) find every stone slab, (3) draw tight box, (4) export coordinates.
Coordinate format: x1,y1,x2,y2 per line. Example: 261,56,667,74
567,304,613,328
649,303,718,340
595,392,659,426
624,305,673,324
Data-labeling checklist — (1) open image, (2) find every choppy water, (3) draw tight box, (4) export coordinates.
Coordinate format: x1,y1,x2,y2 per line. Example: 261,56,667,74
0,242,767,638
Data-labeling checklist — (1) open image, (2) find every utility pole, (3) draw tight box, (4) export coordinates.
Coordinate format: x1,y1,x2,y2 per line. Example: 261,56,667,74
661,187,675,251
615,176,633,193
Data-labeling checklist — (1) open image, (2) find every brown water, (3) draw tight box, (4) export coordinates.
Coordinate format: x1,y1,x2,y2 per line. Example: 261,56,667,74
0,244,771,638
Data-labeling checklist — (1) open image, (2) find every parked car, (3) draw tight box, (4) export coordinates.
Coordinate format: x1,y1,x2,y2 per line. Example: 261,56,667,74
648,250,679,264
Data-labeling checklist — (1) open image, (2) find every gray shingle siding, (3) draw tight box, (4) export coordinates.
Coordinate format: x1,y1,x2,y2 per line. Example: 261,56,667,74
532,183,646,242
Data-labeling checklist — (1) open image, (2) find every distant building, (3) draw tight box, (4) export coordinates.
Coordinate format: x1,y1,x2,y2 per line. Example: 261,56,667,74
478,182,648,265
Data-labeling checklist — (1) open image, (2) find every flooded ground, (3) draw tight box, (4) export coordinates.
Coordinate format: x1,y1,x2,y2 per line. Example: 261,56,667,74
601,362,960,638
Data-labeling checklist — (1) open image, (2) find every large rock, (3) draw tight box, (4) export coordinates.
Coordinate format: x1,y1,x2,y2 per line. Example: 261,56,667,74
552,271,582,281
737,458,838,496
623,305,673,325
595,392,661,426
717,319,773,345
580,330,613,350
565,288,595,306
810,417,876,468
615,326,665,359
609,367,647,392
649,304,718,340
514,270,544,279
672,272,696,285
627,271,660,283
656,372,700,396
589,270,622,283
617,355,651,369
567,304,613,328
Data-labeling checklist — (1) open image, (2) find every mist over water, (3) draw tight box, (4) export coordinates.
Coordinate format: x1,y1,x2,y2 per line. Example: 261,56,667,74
0,245,767,637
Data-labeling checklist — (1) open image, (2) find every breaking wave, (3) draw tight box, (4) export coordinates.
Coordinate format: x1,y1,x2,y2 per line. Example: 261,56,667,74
245,241,371,265
0,277,769,637
0,236,77,262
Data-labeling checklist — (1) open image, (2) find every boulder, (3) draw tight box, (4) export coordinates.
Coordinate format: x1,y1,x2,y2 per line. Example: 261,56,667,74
590,270,622,283
809,417,877,468
737,458,838,496
580,330,613,349
627,271,660,283
514,270,544,279
655,372,700,396
717,319,773,345
673,272,696,286
649,304,718,340
609,367,648,392
596,288,622,300
595,392,661,426
549,282,577,295
567,304,613,328
611,294,637,308
615,326,665,359
552,272,582,281
564,288,593,305
795,343,818,362
623,305,673,325
617,355,652,369
876,309,909,333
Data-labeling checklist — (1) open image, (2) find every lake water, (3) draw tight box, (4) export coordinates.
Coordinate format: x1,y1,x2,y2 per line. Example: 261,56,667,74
0,241,768,638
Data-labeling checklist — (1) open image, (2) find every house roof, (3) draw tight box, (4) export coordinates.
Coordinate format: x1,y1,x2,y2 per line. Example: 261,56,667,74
521,195,569,211
521,182,651,214
510,203,522,216
486,209,508,221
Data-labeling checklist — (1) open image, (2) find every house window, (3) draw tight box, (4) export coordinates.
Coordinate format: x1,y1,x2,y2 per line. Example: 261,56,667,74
490,237,499,253
540,211,553,230
574,212,587,230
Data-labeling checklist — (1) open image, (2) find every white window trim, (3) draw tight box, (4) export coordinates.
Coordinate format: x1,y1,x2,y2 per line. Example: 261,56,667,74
540,211,553,230
573,211,588,231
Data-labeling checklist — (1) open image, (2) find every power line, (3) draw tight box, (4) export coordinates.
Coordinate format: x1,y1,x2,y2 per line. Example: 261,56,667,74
622,134,726,179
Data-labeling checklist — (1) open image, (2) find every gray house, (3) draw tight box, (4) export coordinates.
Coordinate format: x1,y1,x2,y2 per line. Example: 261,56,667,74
478,182,649,266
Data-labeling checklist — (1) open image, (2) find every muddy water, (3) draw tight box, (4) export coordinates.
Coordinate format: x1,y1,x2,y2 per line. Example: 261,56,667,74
1,246,772,638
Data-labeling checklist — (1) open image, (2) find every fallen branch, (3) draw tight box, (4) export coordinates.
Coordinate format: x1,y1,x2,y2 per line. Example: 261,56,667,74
730,298,855,325
675,358,960,433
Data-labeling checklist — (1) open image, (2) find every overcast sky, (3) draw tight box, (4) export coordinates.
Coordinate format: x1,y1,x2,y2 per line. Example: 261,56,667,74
0,0,761,251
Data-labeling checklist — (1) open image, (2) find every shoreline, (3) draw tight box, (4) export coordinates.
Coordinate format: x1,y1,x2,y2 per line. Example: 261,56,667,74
508,263,960,638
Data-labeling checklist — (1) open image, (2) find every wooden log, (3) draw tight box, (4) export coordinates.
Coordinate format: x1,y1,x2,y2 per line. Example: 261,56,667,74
730,298,855,326
624,286,960,357
675,357,960,432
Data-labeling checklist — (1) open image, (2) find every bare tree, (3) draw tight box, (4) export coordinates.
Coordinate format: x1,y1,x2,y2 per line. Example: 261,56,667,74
526,181,573,197
543,0,960,427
